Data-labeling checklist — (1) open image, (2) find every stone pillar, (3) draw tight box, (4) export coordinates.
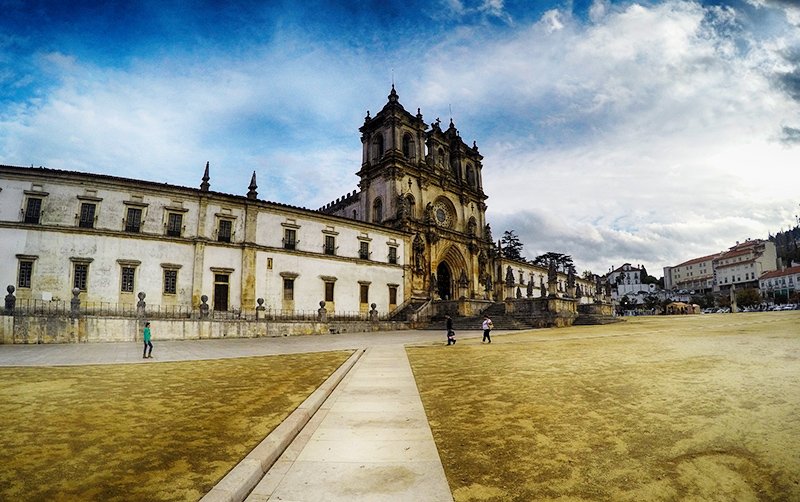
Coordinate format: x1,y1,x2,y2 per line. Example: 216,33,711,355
4,285,15,315
730,284,738,313
199,295,210,319
136,292,147,318
256,298,266,320
70,288,81,318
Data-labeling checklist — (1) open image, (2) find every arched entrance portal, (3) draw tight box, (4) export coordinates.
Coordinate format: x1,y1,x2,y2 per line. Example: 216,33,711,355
437,262,452,300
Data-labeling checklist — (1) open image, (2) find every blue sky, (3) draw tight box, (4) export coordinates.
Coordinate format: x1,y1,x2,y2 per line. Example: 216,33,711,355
2,0,799,277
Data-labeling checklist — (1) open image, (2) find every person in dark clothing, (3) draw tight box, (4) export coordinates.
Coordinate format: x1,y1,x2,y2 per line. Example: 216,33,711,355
482,315,493,343
445,315,456,345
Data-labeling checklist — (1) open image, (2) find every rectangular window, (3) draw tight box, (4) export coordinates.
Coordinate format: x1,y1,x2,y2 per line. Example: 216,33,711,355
284,229,296,250
125,207,142,232
79,203,96,228
325,282,335,302
389,286,398,306
324,235,336,255
360,284,369,304
167,213,183,237
283,278,294,301
388,247,397,264
74,263,88,291
18,261,33,289
359,241,370,260
121,266,135,293
218,219,232,242
24,198,42,224
163,269,177,294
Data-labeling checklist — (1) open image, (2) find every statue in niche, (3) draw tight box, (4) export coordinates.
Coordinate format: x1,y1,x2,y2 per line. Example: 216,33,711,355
424,202,435,224
413,233,426,273
396,192,408,220
477,252,487,282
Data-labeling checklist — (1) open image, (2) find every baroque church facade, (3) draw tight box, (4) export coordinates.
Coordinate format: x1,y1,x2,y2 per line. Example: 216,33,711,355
1,87,597,320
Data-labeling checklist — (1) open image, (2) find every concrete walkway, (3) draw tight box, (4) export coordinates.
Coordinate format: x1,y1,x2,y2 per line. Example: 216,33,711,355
246,345,453,501
0,329,496,500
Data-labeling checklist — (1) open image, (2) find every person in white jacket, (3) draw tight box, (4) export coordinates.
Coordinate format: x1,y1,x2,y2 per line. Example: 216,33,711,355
481,316,493,343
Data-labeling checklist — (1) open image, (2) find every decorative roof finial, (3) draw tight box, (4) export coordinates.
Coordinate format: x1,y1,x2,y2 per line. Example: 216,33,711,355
247,171,258,200
388,85,398,103
200,161,210,191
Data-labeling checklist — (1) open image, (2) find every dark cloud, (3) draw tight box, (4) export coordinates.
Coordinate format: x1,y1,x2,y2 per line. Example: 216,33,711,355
781,126,800,143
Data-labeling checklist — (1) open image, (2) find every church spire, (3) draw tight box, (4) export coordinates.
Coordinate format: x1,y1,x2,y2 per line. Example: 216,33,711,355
200,161,210,191
388,84,399,103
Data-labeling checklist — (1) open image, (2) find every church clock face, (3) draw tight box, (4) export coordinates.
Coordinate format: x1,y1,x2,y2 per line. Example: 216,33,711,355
433,200,454,228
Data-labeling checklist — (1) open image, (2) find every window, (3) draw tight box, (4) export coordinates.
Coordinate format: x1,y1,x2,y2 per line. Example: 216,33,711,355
324,235,336,255
167,213,183,237
24,197,42,224
325,282,335,302
373,134,384,161
18,260,33,288
284,228,297,250
74,263,88,291
283,278,294,301
79,203,96,228
466,164,476,188
218,219,232,242
372,198,382,223
164,269,178,294
388,246,398,264
360,283,369,304
402,133,413,158
125,207,142,232
389,285,398,306
359,241,370,260
121,266,136,293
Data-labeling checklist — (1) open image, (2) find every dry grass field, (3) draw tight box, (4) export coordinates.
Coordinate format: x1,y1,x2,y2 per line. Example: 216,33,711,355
0,351,352,501
408,312,800,502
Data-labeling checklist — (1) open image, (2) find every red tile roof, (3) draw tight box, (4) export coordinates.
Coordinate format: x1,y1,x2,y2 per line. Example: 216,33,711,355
759,265,800,280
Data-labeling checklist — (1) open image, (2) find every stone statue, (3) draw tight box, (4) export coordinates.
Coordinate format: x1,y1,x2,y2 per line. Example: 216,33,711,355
4,285,16,313
540,277,546,297
413,233,425,273
424,202,434,224
505,266,514,287
548,260,557,285
526,279,534,298
396,192,408,220
567,267,576,290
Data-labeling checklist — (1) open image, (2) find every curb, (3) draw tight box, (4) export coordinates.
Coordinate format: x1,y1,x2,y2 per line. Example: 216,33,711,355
200,349,365,502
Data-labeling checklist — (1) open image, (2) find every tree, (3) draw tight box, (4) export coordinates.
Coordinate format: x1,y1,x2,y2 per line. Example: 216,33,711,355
581,270,594,280
532,252,573,273
500,230,524,261
736,288,761,308
643,294,660,311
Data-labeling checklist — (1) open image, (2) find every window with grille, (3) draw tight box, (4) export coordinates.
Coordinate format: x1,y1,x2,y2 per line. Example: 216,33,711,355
283,278,294,301
284,229,297,250
167,213,183,237
218,219,232,242
24,198,42,224
389,286,397,306
388,246,397,264
359,241,370,260
74,263,88,291
125,207,142,232
324,235,336,255
18,261,33,288
163,269,177,294
121,267,135,293
79,203,96,228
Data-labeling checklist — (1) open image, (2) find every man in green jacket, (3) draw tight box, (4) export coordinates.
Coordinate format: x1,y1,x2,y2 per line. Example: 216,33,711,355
143,322,153,359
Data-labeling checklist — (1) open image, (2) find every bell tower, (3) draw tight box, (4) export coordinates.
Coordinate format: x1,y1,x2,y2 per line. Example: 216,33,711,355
321,87,492,300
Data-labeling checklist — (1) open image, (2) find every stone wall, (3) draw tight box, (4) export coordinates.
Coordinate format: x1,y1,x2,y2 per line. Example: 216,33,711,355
0,315,411,344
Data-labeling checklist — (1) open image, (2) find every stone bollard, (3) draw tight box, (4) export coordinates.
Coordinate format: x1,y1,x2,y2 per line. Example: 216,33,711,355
369,303,378,322
317,301,328,322
256,298,266,320
4,285,15,315
199,295,209,318
136,292,147,317
70,288,81,318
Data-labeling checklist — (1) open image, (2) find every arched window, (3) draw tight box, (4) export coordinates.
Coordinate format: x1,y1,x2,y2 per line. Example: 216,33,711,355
372,198,383,223
373,134,384,162
405,194,416,219
402,133,414,159
466,164,476,188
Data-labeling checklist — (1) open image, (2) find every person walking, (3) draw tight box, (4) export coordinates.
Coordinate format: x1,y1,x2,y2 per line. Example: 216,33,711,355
445,315,456,345
481,315,493,343
143,321,153,359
